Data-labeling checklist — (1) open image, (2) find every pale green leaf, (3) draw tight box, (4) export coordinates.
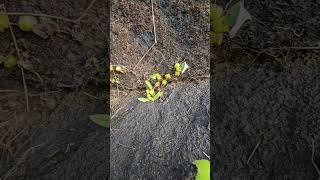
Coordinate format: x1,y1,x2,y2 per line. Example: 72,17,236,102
225,0,241,27
145,80,153,90
152,92,162,101
180,62,189,74
193,159,210,180
138,97,150,103
229,1,252,38
89,114,110,128
18,16,38,31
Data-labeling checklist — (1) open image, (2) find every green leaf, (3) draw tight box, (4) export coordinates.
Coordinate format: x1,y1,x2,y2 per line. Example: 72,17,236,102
3,54,17,68
89,114,110,128
210,32,223,46
145,80,153,90
193,160,210,180
210,4,223,22
152,92,162,101
228,1,252,38
18,16,38,31
211,5,229,33
225,0,241,27
180,62,189,74
0,13,9,32
150,74,157,80
138,97,150,103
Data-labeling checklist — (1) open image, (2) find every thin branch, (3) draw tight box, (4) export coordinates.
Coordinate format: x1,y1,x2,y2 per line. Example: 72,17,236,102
134,42,156,70
133,0,157,70
0,0,98,24
246,139,261,164
76,0,98,22
2,12,76,23
3,6,30,112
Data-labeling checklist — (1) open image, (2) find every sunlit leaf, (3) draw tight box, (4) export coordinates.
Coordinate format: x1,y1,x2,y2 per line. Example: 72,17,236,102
115,66,124,73
145,80,153,89
152,92,163,101
180,62,189,74
89,114,110,128
164,74,171,79
193,159,210,180
175,71,181,76
18,16,38,31
161,79,167,87
138,97,150,103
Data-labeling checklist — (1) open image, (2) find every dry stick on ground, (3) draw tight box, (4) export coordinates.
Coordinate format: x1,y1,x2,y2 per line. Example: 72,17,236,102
76,0,98,22
133,0,157,70
3,6,30,112
246,139,261,164
311,140,320,177
0,0,98,23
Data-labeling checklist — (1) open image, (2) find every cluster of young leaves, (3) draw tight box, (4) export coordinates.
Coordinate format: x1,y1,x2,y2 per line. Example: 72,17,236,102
193,159,210,180
210,1,242,46
138,62,189,103
89,114,110,128
110,64,124,84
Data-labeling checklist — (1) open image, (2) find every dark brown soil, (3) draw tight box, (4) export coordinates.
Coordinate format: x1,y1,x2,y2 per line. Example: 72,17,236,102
212,0,320,178
0,0,108,179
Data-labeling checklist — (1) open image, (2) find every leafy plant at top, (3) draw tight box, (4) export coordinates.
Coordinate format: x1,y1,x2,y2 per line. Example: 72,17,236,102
193,159,210,180
224,0,241,27
138,61,189,103
0,13,9,32
18,16,38,31
210,5,229,46
89,114,110,128
210,1,251,46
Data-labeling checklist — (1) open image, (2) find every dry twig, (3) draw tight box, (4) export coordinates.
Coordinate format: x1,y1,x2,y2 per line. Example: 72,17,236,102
0,0,98,24
2,5,30,112
246,139,261,164
133,0,157,70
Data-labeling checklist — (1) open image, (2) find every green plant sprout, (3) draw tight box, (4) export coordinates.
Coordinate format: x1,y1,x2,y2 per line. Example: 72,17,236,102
110,64,124,84
211,0,251,46
193,159,210,180
89,114,110,128
138,61,189,103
